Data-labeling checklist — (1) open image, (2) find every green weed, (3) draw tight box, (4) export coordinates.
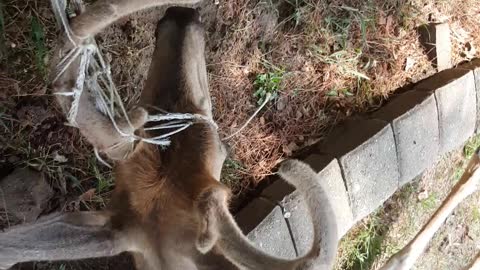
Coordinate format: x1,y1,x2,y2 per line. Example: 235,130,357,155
253,69,284,105
420,192,438,211
464,134,480,159
326,88,354,97
221,158,245,187
0,2,5,60
324,15,353,49
453,166,465,183
472,207,480,223
30,16,47,77
89,158,114,194
341,214,386,270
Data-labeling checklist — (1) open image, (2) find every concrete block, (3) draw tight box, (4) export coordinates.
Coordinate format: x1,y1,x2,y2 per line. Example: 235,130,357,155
261,177,295,202
271,156,354,256
237,203,296,259
303,155,354,237
418,23,452,71
261,156,354,241
317,118,389,157
0,168,53,223
372,91,440,185
416,69,476,154
317,119,400,221
279,191,310,256
459,59,480,133
235,198,276,234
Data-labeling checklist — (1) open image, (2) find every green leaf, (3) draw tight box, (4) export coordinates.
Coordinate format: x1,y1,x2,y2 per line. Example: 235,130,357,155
326,90,338,97
30,17,47,76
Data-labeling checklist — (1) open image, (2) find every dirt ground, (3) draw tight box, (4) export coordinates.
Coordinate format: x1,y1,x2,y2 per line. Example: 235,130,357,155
0,0,480,269
335,137,480,270
2,0,480,193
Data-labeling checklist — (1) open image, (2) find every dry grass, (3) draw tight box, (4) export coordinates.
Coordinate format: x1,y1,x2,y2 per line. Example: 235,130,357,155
1,0,479,195
334,135,480,269
205,0,480,187
0,1,479,269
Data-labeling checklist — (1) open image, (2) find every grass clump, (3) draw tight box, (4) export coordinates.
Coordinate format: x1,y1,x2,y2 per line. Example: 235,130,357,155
220,158,246,193
253,70,284,105
0,2,5,60
464,134,480,159
420,192,438,211
338,214,387,270
30,16,47,77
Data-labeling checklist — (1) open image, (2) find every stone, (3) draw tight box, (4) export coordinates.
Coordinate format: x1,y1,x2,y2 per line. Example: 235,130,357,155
416,69,476,154
236,202,296,259
418,23,452,71
459,59,480,133
372,91,440,185
269,157,353,256
261,156,354,248
0,168,53,223
235,198,276,234
281,191,311,256
303,155,354,237
316,118,389,157
317,119,400,221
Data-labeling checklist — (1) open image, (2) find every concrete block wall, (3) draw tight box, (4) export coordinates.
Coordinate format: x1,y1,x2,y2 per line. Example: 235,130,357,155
234,59,480,257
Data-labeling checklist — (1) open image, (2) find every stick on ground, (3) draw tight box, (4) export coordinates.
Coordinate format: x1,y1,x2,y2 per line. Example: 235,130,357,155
380,147,480,270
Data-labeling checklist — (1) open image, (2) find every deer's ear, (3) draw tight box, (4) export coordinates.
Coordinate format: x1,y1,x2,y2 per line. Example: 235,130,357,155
0,211,128,269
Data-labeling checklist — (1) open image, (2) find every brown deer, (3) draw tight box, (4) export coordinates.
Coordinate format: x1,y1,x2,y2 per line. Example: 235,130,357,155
0,2,338,270
2,1,480,269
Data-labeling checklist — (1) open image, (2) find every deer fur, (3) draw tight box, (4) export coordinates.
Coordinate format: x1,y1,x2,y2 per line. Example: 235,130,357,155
0,4,338,270
3,1,479,269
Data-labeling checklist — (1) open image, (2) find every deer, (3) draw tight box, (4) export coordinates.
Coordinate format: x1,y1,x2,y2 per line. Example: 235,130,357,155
2,1,480,270
0,2,339,270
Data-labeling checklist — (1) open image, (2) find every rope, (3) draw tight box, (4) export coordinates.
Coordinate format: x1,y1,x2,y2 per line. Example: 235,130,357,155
223,93,272,141
50,0,215,164
50,0,271,166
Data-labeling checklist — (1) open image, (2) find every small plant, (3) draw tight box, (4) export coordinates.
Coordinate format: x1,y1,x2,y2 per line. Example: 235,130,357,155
220,158,245,187
90,161,114,194
253,70,284,105
453,166,465,183
326,88,354,97
464,134,480,159
472,207,480,223
340,214,386,270
30,16,47,77
0,2,5,59
420,192,438,211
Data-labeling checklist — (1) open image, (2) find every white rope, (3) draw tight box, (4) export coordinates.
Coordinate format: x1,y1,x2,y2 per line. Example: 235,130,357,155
223,93,272,141
50,0,270,166
51,0,77,46
50,0,216,165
